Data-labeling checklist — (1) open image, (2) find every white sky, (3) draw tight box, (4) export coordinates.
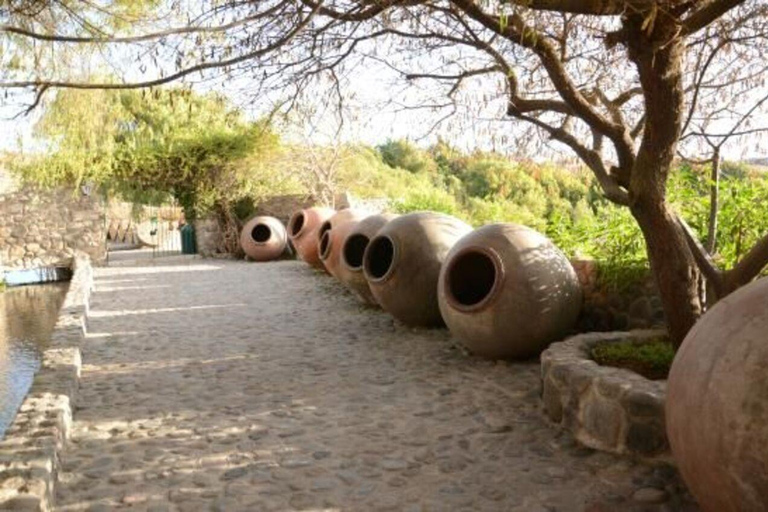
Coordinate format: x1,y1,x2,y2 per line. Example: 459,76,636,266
1,32,766,162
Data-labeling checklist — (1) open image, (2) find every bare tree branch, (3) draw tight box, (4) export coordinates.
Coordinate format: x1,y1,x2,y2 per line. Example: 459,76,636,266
0,5,286,43
683,0,749,34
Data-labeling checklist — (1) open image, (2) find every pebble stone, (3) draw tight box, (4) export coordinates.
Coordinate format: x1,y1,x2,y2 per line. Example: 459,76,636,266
633,487,670,504
54,259,698,511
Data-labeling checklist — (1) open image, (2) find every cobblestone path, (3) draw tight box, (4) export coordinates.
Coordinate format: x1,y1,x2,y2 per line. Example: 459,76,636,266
57,260,696,511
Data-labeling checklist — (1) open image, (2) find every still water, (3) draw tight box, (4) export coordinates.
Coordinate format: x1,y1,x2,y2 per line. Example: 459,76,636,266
0,282,69,438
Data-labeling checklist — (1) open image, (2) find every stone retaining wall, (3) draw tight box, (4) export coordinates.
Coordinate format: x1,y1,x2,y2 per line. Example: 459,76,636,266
0,169,106,269
0,253,91,510
254,194,317,225
540,330,669,459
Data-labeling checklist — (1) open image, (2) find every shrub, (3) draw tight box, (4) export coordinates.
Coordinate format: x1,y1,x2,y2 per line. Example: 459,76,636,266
591,338,675,380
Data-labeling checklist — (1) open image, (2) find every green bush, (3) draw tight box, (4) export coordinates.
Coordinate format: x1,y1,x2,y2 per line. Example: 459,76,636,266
591,338,675,380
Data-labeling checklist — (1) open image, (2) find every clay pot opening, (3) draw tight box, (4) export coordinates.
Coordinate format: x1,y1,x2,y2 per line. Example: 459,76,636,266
289,212,306,237
319,230,332,260
364,235,396,282
342,234,369,271
318,220,332,242
251,224,272,244
446,248,502,312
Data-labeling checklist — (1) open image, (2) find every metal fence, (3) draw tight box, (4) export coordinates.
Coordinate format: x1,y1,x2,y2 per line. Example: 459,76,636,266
105,199,184,263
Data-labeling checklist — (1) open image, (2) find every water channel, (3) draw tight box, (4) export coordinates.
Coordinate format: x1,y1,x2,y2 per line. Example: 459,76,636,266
0,282,69,438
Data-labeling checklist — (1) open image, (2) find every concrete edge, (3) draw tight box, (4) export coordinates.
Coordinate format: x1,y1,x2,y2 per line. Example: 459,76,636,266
0,252,92,511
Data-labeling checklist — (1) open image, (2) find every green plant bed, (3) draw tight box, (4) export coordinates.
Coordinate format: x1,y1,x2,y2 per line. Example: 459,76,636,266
591,337,674,380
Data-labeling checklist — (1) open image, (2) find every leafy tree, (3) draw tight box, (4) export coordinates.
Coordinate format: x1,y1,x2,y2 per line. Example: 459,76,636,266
16,87,285,252
378,139,438,175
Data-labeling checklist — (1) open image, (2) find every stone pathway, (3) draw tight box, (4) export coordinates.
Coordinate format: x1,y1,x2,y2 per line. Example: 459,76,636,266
57,260,697,511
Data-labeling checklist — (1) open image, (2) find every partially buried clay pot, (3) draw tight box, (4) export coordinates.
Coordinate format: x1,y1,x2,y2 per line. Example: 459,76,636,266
437,223,581,359
337,213,398,305
240,216,288,261
318,209,369,279
666,276,768,512
288,206,335,269
363,212,472,327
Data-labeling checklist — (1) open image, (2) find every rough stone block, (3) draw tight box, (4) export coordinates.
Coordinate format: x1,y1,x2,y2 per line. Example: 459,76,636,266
582,396,624,447
625,421,668,456
539,330,669,459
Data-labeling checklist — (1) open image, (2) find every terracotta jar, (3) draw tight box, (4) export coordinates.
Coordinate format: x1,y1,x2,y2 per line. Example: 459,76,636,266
317,209,369,279
667,277,768,512
288,206,335,269
240,216,288,261
337,213,398,305
363,212,472,327
437,223,581,359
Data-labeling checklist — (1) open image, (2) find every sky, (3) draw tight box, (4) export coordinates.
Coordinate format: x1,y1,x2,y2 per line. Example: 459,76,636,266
1,9,766,163
4,68,766,163
0,60,508,156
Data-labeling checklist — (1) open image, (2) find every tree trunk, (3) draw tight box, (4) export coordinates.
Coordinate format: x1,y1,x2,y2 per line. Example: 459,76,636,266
625,14,702,347
631,199,703,347
706,148,721,254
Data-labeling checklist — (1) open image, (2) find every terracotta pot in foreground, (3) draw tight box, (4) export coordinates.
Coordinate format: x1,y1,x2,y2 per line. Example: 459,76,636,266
337,213,398,305
240,216,288,261
667,276,768,512
363,211,472,327
438,223,581,359
288,206,335,269
317,209,369,279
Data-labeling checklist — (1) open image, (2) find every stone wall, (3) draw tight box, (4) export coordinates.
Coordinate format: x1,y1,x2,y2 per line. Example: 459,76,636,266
253,194,317,225
0,170,106,270
541,330,669,459
0,252,91,510
252,192,390,226
571,260,665,332
334,192,390,213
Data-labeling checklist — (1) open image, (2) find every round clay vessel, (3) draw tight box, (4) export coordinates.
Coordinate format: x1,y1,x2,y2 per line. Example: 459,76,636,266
363,212,472,327
318,209,370,279
437,223,581,359
667,277,768,512
239,216,288,262
337,213,398,305
288,206,335,269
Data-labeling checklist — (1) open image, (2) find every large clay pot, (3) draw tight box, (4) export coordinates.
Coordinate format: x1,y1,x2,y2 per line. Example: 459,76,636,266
666,277,768,512
437,224,581,359
240,216,288,261
288,206,335,268
318,209,369,279
337,213,398,305
363,212,472,327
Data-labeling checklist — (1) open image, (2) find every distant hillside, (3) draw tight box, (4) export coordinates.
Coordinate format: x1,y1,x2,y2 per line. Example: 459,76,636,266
745,157,768,170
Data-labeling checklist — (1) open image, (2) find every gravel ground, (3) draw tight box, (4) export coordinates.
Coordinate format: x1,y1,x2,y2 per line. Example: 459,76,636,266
56,259,697,511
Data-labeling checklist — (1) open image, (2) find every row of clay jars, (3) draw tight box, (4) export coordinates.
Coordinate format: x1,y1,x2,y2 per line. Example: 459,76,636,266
336,213,398,306
239,216,289,261
288,207,335,269
362,212,473,327
292,209,582,360
318,209,370,279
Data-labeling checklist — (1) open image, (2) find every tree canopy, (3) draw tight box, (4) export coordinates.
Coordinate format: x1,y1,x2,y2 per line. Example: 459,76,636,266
14,87,285,220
